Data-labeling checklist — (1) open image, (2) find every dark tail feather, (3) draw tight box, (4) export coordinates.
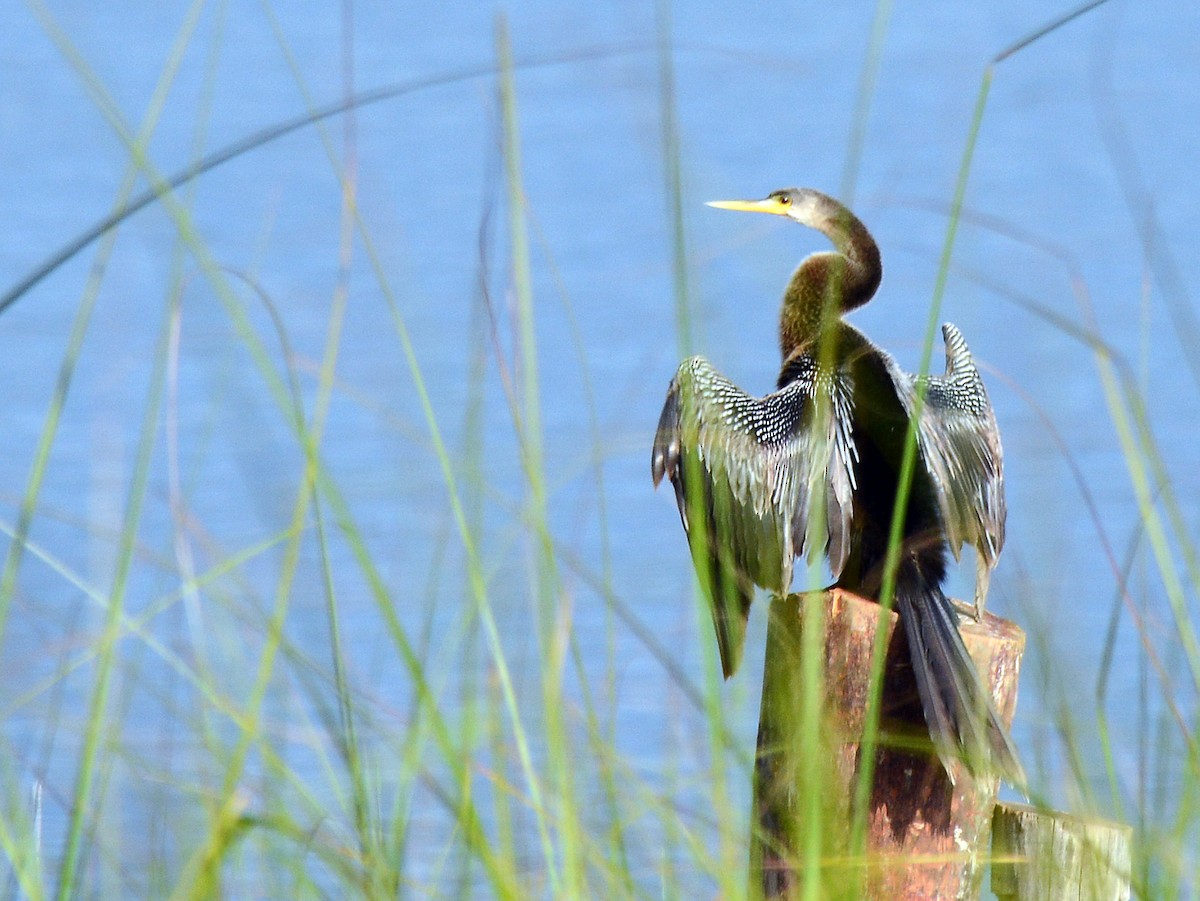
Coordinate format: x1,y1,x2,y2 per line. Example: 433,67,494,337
894,557,1025,785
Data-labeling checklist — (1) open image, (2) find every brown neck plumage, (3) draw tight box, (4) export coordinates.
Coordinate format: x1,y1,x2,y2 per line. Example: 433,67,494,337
778,203,881,361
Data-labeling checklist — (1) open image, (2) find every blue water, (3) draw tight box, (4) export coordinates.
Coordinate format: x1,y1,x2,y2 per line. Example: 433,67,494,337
1,1,1197,894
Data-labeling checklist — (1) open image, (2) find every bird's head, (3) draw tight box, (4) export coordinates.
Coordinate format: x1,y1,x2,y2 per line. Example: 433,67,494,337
706,188,827,229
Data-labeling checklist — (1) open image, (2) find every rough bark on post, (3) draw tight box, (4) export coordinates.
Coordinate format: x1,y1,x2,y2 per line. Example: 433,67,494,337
991,802,1131,901
751,589,1024,900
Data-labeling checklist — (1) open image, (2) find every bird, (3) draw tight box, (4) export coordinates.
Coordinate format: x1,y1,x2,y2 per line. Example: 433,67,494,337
651,187,1019,782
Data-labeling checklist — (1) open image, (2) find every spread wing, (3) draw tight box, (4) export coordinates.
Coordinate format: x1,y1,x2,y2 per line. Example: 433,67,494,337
651,355,857,677
916,323,1006,570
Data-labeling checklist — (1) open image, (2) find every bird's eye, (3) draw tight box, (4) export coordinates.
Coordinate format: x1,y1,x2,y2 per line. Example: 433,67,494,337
777,194,791,206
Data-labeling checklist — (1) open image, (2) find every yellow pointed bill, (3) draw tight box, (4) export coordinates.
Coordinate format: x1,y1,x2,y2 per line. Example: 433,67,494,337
705,197,791,216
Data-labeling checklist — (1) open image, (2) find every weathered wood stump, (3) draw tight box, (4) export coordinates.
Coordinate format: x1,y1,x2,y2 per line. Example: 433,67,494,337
752,589,1024,900
991,802,1131,900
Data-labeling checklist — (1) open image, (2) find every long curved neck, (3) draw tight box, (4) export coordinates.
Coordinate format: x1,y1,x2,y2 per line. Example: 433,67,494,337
779,199,881,361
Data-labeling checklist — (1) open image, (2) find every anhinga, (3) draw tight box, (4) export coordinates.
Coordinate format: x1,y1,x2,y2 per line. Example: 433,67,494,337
651,188,1020,782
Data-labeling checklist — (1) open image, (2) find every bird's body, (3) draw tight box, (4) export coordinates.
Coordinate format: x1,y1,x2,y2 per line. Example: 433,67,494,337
652,188,1019,782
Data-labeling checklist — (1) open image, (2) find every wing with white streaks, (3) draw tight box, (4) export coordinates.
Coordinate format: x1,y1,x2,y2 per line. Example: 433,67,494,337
651,355,857,676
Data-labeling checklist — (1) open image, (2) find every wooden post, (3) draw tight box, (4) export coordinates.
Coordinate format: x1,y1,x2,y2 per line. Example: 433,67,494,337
991,802,1131,901
751,589,1024,900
